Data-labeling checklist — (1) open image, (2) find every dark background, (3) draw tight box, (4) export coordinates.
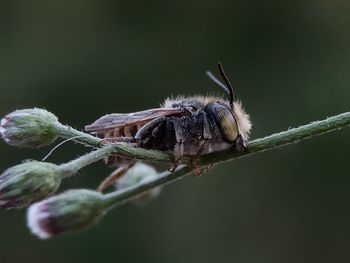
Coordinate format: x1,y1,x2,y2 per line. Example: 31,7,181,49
1,1,350,262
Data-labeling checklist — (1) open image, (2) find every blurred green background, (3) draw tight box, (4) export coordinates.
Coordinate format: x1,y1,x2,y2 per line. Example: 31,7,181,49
1,1,350,262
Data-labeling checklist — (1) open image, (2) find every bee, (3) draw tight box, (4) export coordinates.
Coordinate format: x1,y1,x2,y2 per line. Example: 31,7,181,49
85,62,251,184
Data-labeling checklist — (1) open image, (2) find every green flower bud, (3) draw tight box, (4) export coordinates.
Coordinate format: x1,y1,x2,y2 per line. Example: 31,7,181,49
0,161,64,209
27,189,106,239
116,162,161,205
0,108,60,148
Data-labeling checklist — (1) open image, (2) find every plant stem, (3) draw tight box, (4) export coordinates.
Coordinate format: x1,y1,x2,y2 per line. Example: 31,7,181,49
196,111,350,165
55,123,102,147
102,165,191,209
47,111,350,202
95,111,349,208
54,123,174,162
56,111,350,167
59,144,116,176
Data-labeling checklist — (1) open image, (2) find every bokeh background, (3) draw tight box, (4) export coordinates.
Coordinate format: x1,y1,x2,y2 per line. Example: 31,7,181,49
1,1,350,262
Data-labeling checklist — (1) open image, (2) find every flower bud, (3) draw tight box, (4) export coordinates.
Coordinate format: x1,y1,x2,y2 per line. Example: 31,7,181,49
27,189,106,239
0,161,64,208
115,162,161,205
0,108,60,148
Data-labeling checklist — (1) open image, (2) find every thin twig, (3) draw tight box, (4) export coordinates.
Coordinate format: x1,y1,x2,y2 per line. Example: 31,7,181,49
53,111,350,207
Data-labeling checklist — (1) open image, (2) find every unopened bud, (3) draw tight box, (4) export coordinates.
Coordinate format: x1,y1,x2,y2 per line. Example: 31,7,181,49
0,161,64,208
116,162,161,205
27,189,106,239
0,108,60,148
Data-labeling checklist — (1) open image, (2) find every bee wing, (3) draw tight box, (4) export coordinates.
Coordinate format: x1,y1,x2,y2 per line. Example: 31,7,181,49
85,108,184,133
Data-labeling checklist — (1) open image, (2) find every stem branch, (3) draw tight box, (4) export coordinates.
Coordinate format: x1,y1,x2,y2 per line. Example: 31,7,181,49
54,111,350,207
59,144,116,176
55,123,102,147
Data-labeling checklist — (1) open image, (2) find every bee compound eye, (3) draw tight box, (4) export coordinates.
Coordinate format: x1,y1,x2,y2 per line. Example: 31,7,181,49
206,103,239,142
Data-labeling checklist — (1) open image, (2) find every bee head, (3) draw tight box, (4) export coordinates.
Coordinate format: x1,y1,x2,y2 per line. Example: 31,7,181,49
206,62,251,143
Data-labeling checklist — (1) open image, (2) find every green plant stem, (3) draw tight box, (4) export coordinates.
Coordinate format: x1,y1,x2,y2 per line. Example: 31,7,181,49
196,111,350,165
102,165,191,209
55,123,102,147
59,144,116,176
57,111,350,167
55,123,174,162
55,111,350,207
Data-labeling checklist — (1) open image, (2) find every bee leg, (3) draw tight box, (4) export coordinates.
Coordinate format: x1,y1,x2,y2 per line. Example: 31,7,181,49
168,117,185,173
96,163,135,192
202,111,213,140
190,163,214,177
135,117,167,146
204,164,214,174
191,167,202,176
169,143,183,173
235,135,248,152
187,140,207,176
189,159,206,176
189,112,213,176
168,164,177,173
196,111,213,156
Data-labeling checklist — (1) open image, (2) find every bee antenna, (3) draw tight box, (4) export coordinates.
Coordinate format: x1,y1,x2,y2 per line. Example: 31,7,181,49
206,70,231,95
217,61,234,108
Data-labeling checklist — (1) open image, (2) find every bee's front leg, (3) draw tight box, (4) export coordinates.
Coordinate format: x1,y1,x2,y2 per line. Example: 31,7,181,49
235,135,248,152
189,112,213,176
134,117,167,147
169,117,185,173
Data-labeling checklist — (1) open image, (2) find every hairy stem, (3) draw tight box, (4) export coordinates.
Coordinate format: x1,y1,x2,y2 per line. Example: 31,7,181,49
56,111,350,207
196,111,350,165
101,112,350,208
55,123,102,147
57,111,350,166
103,165,191,209
59,144,116,176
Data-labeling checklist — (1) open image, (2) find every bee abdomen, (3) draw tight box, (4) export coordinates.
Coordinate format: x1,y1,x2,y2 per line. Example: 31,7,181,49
101,125,141,166
102,125,140,139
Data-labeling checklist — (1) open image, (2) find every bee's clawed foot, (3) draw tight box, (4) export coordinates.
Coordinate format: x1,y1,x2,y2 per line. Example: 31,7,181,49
235,135,248,152
168,164,177,173
204,164,214,174
189,158,214,176
168,156,214,176
191,165,213,176
168,156,182,173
